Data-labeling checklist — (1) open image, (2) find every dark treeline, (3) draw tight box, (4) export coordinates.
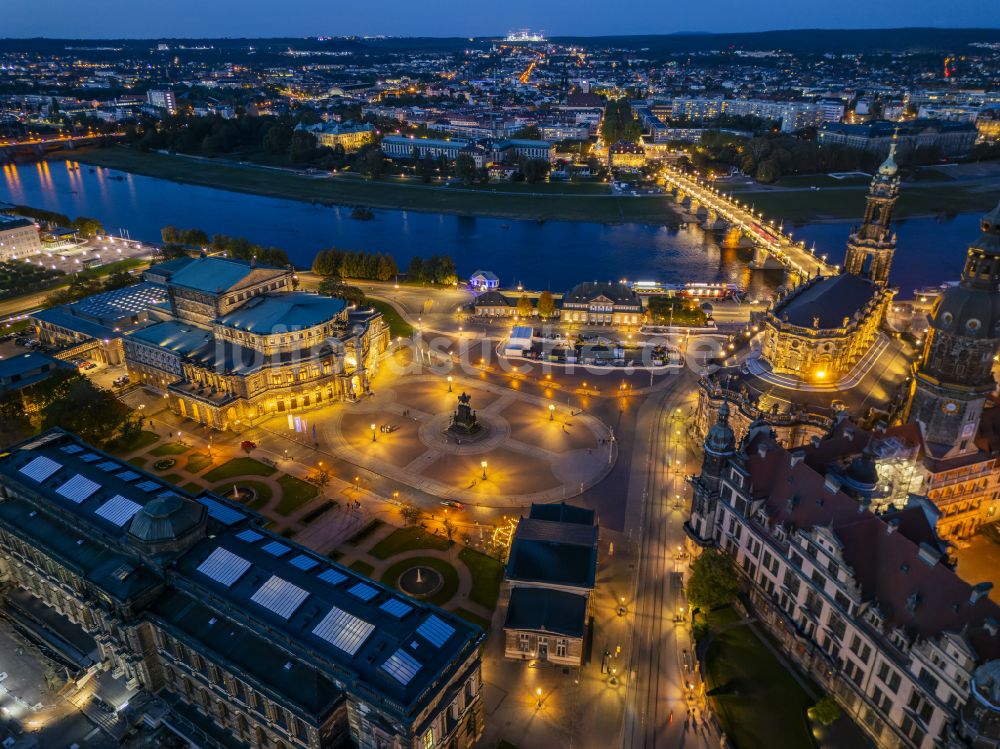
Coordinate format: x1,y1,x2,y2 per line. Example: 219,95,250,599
406,255,458,285
159,226,290,267
600,100,642,145
11,206,103,237
312,249,399,282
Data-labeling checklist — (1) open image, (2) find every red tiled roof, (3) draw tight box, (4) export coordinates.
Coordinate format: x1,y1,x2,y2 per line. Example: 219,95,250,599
746,433,1000,661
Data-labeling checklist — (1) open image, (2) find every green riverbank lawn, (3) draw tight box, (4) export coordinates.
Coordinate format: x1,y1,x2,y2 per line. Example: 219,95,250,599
65,148,686,224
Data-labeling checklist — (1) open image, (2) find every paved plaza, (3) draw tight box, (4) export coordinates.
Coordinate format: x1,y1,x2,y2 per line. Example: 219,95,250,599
265,373,616,509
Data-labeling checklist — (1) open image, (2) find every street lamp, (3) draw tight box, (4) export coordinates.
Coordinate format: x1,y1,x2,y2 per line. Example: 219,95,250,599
447,375,453,393
481,460,488,480
535,688,542,708
371,423,377,442
548,404,555,421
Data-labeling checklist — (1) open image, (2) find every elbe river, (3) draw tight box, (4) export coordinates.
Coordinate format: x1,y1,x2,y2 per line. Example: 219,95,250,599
0,159,982,299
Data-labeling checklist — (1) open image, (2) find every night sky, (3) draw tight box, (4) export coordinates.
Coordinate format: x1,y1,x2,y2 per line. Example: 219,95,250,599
6,0,999,38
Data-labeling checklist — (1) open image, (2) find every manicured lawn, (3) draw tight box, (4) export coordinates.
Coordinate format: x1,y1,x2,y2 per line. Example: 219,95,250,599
702,606,815,749
105,430,159,455
211,480,273,511
185,452,214,473
203,457,276,482
350,560,375,576
68,148,687,224
366,299,414,339
346,519,384,546
380,557,459,607
451,606,491,631
150,441,190,457
126,456,147,468
326,549,344,562
458,547,504,610
371,526,452,560
160,473,186,486
274,474,319,516
182,481,204,494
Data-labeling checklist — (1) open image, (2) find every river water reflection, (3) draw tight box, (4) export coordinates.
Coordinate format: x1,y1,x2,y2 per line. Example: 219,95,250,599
0,158,981,298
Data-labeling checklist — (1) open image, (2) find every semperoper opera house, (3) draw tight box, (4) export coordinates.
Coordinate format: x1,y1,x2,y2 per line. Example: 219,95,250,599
123,256,389,431
0,429,485,749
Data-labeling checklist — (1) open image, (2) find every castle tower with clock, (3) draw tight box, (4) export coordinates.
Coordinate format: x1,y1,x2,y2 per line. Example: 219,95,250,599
905,201,1000,458
902,201,1000,541
843,141,900,286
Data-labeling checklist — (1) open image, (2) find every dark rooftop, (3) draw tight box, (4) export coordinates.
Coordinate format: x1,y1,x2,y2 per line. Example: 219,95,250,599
504,588,589,637
772,273,878,330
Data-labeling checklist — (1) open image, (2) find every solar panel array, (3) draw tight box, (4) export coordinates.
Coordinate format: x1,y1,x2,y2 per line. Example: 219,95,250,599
382,648,422,685
318,568,348,586
197,497,246,525
312,605,375,655
96,460,120,471
19,456,62,482
79,453,101,463
379,598,413,619
94,495,143,526
197,547,251,587
73,282,167,320
289,554,318,571
60,444,84,454
55,474,101,504
348,582,378,601
250,575,309,619
135,480,161,493
115,470,141,482
417,615,455,648
261,541,291,557
236,529,264,543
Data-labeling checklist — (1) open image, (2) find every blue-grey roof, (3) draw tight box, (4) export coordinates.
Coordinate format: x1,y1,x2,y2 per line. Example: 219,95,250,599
506,515,599,589
69,281,167,324
382,135,467,150
0,214,34,230
0,352,74,391
773,273,878,329
32,306,119,341
127,320,213,356
504,587,588,637
216,292,346,334
166,256,280,293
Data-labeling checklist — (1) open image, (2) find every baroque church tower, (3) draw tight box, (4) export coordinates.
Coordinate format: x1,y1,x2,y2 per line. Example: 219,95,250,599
844,142,900,286
905,202,1000,458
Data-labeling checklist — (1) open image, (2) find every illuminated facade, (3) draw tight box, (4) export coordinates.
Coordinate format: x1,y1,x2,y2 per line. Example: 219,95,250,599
759,149,899,382
903,202,1000,541
685,413,1000,749
299,122,375,152
123,256,389,431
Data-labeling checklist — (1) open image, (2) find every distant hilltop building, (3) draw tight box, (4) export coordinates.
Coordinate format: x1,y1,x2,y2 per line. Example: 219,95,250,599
295,121,374,153
504,30,546,42
818,119,977,158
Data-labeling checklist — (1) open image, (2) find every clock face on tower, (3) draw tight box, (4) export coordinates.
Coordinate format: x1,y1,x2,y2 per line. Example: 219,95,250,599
942,400,960,415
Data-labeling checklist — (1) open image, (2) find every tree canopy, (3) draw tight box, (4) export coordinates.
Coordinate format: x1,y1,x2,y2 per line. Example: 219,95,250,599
686,549,740,610
600,99,642,145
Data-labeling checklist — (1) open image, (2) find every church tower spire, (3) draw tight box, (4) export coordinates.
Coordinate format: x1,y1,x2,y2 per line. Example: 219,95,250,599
904,201,1000,457
844,140,900,286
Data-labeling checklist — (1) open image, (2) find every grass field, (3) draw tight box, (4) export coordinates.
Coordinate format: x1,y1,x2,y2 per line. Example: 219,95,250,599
212,479,274,511
723,181,999,223
346,519,384,546
371,526,452,560
451,606,491,630
274,474,319,516
105,430,159,455
702,606,816,749
203,457,276,482
149,441,189,457
366,299,414,338
66,148,685,224
350,560,376,576
184,452,213,473
458,547,504,610
380,557,459,607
